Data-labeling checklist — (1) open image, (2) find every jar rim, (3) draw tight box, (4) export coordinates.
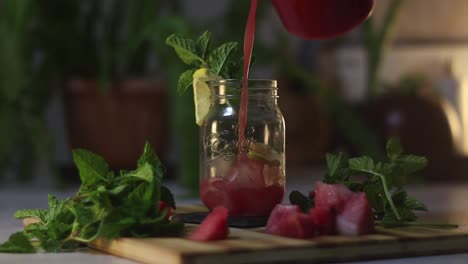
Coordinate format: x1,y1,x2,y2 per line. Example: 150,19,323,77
208,79,277,89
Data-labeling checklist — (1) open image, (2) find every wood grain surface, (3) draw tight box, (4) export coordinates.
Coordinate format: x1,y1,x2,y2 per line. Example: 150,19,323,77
88,205,468,264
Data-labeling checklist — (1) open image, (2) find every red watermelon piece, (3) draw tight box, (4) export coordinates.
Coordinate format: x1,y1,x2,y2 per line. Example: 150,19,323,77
226,158,266,187
310,206,336,235
265,204,315,238
336,193,374,235
158,201,173,220
314,181,353,212
188,206,229,241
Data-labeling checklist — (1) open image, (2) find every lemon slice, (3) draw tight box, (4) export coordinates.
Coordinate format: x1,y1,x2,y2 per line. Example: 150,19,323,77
193,68,218,126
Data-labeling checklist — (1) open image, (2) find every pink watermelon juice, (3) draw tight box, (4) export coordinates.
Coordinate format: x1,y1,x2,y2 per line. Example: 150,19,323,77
200,156,285,216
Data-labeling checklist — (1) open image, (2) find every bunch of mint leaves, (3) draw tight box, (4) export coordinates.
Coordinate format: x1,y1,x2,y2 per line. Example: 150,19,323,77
166,31,245,95
0,143,182,253
291,137,456,228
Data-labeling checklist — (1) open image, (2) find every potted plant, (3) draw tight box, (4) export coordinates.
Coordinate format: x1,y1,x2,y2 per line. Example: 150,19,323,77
359,0,462,180
35,0,172,171
0,0,55,182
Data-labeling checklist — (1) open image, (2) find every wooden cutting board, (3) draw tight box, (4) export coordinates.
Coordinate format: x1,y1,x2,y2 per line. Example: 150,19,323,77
88,204,468,264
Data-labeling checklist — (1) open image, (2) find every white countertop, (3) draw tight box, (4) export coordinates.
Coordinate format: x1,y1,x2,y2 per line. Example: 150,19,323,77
2,174,468,264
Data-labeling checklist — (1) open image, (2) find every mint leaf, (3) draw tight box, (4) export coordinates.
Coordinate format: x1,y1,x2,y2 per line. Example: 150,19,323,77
364,183,385,213
169,31,248,96
386,137,402,160
137,142,164,177
391,189,407,205
289,191,313,213
196,31,211,60
208,42,238,75
0,232,35,253
73,149,109,186
127,163,154,183
15,209,48,222
220,55,242,79
397,154,427,175
177,69,195,95
386,163,406,188
3,144,183,253
349,156,374,171
161,185,176,209
326,153,347,178
46,195,72,222
109,184,127,195
405,197,428,211
165,34,204,66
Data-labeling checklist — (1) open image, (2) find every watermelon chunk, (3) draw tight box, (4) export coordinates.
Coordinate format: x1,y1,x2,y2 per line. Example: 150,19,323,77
226,158,266,187
336,193,374,235
188,206,229,241
313,181,374,236
314,181,353,212
265,204,315,238
310,206,336,235
158,201,173,220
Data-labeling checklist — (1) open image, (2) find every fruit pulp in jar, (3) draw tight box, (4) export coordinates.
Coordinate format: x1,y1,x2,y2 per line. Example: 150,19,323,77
200,144,285,216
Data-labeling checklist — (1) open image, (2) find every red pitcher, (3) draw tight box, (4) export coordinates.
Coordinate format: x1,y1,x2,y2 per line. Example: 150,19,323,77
272,0,374,39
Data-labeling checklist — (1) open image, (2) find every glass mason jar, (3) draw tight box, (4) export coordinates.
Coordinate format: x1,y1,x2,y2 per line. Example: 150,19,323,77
199,79,286,216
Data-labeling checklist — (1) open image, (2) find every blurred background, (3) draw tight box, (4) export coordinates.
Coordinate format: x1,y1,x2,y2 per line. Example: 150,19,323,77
1,0,468,193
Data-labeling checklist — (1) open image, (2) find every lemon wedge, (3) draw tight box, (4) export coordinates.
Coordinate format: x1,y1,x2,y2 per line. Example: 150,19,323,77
193,68,218,126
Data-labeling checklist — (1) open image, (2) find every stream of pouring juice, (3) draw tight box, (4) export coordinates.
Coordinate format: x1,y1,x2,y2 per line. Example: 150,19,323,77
237,0,258,155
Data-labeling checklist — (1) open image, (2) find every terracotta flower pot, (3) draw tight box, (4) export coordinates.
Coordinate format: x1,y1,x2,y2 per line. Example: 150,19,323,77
65,79,169,169
359,93,459,181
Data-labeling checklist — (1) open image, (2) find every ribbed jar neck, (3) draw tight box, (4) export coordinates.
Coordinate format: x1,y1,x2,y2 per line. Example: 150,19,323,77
208,79,278,101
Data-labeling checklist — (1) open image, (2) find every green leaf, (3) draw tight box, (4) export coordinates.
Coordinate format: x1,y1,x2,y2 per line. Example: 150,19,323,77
127,163,154,183
220,56,243,79
386,163,406,188
137,142,164,178
398,208,417,222
73,149,109,186
391,189,407,205
122,182,155,218
177,69,195,96
380,213,400,227
2,141,181,253
405,197,428,211
396,155,427,175
47,195,72,219
109,185,127,195
165,34,204,65
289,191,313,213
326,153,347,178
349,156,375,171
196,31,211,60
208,42,238,75
0,232,35,253
364,184,385,213
386,137,402,160
15,209,48,222
161,185,176,209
